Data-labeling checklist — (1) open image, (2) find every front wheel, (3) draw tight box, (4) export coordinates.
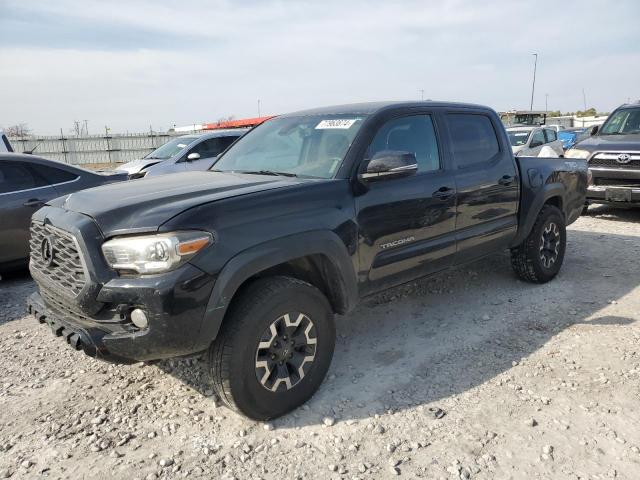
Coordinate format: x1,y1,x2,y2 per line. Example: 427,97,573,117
510,205,566,283
208,276,335,420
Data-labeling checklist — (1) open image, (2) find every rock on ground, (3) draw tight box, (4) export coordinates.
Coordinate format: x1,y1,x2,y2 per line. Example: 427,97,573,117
1,206,639,479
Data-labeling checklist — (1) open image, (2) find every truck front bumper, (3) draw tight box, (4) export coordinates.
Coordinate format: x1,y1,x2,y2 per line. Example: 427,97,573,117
27,264,217,364
587,185,640,205
587,167,640,206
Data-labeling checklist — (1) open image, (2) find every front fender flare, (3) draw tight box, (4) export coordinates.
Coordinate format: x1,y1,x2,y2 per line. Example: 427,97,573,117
193,231,358,350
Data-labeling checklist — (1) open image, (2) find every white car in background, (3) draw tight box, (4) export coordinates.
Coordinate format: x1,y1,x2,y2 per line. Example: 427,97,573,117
507,126,564,157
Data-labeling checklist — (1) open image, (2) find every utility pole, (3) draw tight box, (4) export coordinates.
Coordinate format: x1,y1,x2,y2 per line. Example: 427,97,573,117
545,93,548,113
83,120,89,136
582,88,587,111
257,99,261,117
60,128,68,164
104,126,111,164
419,89,425,101
529,53,538,111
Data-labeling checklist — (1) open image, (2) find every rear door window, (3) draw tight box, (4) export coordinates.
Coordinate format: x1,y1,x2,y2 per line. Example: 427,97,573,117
0,161,48,194
30,163,79,185
445,114,500,168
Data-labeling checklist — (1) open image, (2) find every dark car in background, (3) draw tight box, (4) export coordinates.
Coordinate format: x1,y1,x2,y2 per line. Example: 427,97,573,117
116,129,248,179
558,127,589,150
0,153,127,272
566,103,640,208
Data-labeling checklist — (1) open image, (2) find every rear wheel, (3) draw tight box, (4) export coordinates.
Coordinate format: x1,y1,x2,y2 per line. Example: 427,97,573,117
208,276,335,420
510,205,566,283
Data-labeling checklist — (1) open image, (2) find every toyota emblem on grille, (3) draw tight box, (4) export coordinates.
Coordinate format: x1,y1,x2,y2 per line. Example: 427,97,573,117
616,153,632,164
41,236,55,267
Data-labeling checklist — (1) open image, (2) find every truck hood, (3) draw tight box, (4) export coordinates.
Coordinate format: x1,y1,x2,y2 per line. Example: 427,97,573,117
52,171,302,236
577,134,640,152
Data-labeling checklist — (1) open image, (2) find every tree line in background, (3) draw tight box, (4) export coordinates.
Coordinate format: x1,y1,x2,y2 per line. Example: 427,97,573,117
547,108,609,118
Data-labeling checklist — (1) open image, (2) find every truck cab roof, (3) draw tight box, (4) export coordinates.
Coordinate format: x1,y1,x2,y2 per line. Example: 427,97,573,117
281,101,493,117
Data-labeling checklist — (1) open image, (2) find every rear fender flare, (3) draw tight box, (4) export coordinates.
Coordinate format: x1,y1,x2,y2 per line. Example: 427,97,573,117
512,184,565,247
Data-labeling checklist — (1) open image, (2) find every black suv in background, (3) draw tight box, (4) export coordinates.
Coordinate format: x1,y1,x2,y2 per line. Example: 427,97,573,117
27,102,587,419
566,103,640,207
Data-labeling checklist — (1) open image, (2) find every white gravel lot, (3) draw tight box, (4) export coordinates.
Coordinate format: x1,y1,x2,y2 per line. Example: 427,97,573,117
1,205,639,480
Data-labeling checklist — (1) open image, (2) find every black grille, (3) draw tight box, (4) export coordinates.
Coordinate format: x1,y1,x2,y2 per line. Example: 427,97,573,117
30,222,86,297
594,177,640,187
590,158,640,169
40,287,91,324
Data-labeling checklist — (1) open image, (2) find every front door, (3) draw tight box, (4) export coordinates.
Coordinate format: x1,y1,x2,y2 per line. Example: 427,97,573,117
184,137,236,171
355,113,457,296
526,129,545,156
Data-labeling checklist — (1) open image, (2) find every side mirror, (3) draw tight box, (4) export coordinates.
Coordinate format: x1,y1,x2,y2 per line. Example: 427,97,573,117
590,125,599,136
187,152,201,161
360,151,417,182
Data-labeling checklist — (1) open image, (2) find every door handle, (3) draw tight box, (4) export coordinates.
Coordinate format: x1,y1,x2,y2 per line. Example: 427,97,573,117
433,186,455,201
23,198,45,208
498,175,515,186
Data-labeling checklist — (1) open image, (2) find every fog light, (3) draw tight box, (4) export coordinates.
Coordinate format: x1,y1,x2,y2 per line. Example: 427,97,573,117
130,308,148,329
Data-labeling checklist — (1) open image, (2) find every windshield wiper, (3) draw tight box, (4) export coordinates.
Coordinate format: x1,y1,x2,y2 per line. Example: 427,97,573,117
237,170,298,177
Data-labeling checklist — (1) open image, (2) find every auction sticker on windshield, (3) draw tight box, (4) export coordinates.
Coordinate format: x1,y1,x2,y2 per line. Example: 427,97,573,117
315,119,359,129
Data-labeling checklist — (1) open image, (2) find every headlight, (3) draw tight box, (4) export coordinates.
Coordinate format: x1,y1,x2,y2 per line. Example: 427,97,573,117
129,171,147,180
102,231,213,274
565,148,590,159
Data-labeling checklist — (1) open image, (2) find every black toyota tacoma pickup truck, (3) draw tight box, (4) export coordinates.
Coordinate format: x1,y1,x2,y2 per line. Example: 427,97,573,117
27,102,587,419
566,102,640,207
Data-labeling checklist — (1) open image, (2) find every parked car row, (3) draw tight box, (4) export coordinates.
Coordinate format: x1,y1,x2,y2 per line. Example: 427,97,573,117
19,100,589,420
116,129,248,179
565,102,640,207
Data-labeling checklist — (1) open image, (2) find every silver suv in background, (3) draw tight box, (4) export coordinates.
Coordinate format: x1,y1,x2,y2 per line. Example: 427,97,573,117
0,130,13,153
117,129,249,179
507,126,564,157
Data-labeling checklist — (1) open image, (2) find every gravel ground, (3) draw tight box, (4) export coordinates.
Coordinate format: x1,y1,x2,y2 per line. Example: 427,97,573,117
1,205,639,480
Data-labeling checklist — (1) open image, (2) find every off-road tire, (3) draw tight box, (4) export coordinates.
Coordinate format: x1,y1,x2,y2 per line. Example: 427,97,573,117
510,205,566,283
208,276,335,420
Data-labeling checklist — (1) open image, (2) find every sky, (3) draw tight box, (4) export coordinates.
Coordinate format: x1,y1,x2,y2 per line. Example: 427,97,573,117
1,0,639,134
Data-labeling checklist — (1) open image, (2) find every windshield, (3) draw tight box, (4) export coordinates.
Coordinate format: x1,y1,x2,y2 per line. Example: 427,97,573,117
145,136,197,159
211,115,366,178
600,108,640,135
507,130,531,147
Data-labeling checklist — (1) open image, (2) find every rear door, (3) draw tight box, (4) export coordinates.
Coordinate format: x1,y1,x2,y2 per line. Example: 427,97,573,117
356,111,457,295
442,111,519,264
0,161,58,265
